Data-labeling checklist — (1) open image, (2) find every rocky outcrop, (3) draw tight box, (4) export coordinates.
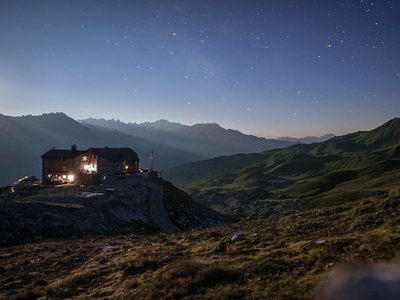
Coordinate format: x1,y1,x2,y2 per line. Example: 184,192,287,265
0,175,229,246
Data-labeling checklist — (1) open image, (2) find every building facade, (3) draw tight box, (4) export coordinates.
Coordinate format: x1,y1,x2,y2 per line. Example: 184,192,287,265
41,145,140,184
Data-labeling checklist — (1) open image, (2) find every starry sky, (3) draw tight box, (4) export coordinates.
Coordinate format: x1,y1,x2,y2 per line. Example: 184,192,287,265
0,0,399,137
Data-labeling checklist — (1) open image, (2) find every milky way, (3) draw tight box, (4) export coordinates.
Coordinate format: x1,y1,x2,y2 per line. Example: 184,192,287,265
0,0,399,136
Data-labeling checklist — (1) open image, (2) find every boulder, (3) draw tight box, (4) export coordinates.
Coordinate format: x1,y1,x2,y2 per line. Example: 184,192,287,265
231,233,245,242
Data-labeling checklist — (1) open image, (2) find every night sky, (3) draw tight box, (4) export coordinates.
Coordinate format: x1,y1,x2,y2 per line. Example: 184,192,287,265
0,0,399,137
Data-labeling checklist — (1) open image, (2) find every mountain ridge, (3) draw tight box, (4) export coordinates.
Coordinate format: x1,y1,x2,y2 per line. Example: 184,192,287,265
79,117,294,159
277,134,335,144
0,113,294,185
170,117,400,216
79,118,291,143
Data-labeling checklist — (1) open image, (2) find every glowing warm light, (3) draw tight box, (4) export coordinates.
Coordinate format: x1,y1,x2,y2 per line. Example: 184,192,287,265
67,174,75,181
125,165,129,170
18,176,28,182
83,165,90,171
62,175,67,179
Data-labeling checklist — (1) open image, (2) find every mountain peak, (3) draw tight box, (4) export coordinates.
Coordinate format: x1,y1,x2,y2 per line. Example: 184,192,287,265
140,119,186,130
353,117,400,147
381,117,400,128
153,119,171,124
277,134,335,144
191,122,223,129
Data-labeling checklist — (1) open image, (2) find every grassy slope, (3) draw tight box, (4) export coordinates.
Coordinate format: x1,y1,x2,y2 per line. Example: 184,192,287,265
175,118,400,208
170,153,266,187
1,195,400,299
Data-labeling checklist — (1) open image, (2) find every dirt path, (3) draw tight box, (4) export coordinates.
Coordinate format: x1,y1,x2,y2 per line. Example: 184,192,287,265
148,183,182,234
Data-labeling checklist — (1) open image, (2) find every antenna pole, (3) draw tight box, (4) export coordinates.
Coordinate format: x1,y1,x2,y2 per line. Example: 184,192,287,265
150,150,154,171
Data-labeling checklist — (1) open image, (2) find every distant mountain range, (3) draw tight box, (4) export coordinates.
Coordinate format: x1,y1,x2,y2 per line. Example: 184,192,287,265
171,118,400,217
0,113,294,185
79,118,294,158
277,134,335,144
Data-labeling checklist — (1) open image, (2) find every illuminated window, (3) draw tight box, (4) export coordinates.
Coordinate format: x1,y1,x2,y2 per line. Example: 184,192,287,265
82,156,88,161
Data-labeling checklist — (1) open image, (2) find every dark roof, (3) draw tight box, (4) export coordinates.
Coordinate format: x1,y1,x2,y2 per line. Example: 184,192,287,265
89,147,139,162
41,149,85,159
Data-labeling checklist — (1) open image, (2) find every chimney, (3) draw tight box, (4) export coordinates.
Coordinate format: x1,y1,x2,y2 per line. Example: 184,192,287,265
71,144,77,151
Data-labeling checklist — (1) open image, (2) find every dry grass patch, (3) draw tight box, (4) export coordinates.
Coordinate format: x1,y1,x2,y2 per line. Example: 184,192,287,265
146,259,237,299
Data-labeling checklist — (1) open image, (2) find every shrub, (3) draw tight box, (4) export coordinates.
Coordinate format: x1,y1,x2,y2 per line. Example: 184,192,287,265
389,186,400,198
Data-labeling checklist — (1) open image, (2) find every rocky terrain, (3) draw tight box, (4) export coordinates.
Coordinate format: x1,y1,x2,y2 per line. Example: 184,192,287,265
1,195,400,299
0,174,229,246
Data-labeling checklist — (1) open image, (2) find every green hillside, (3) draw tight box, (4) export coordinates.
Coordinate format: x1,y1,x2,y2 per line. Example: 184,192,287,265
170,153,266,187
172,118,400,214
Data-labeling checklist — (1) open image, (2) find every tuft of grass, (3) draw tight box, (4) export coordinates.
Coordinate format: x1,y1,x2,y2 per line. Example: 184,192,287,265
148,260,237,299
42,202,85,209
389,186,400,198
14,286,44,300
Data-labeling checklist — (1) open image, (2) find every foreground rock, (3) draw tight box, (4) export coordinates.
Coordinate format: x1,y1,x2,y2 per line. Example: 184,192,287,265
1,196,399,299
0,174,230,246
